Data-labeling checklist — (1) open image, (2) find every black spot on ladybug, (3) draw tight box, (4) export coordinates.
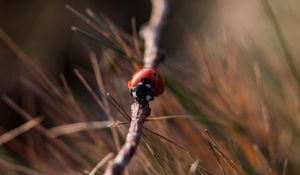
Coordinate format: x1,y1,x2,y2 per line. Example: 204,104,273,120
153,72,160,78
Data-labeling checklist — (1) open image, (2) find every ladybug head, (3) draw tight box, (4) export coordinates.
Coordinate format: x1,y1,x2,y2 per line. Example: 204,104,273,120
128,67,165,104
130,78,155,104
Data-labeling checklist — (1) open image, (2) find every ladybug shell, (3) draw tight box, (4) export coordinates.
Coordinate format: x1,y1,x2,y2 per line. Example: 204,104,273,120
128,67,164,97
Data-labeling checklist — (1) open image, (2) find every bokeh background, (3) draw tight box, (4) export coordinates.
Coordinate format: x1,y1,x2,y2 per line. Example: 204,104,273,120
1,0,300,174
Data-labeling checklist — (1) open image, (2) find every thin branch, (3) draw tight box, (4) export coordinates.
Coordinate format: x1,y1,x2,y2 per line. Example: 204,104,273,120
89,52,122,151
104,1,169,174
202,130,242,175
49,121,129,137
189,159,214,175
140,0,169,67
282,158,288,175
143,127,193,159
104,102,151,175
189,159,200,175
89,153,114,175
0,117,43,145
49,115,190,137
66,4,110,39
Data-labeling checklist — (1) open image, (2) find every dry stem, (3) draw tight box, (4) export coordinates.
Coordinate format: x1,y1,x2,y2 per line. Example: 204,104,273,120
104,0,169,174
140,0,169,67
104,102,150,175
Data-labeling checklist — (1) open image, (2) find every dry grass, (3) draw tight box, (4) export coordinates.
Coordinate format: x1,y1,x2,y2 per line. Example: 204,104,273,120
0,2,299,175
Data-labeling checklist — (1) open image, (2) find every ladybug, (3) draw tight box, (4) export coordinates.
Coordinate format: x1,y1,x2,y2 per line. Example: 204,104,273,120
128,67,164,104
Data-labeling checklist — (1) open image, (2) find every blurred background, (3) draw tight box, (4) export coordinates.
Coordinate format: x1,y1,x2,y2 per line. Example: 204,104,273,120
1,0,300,174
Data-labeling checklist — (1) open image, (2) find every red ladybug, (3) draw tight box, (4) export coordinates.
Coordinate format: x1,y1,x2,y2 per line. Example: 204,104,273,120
128,67,164,103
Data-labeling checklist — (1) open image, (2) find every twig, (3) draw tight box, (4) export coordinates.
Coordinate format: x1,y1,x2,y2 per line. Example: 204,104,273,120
89,50,122,151
282,158,288,175
104,1,169,174
89,153,114,175
49,121,129,137
49,115,191,137
202,130,242,175
140,0,169,67
104,102,151,175
0,117,43,145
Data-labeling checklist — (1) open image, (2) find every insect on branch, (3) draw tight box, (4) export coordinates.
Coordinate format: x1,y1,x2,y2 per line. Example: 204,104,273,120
104,0,169,175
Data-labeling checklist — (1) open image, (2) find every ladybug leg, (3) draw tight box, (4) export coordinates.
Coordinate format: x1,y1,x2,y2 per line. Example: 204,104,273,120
129,89,136,98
